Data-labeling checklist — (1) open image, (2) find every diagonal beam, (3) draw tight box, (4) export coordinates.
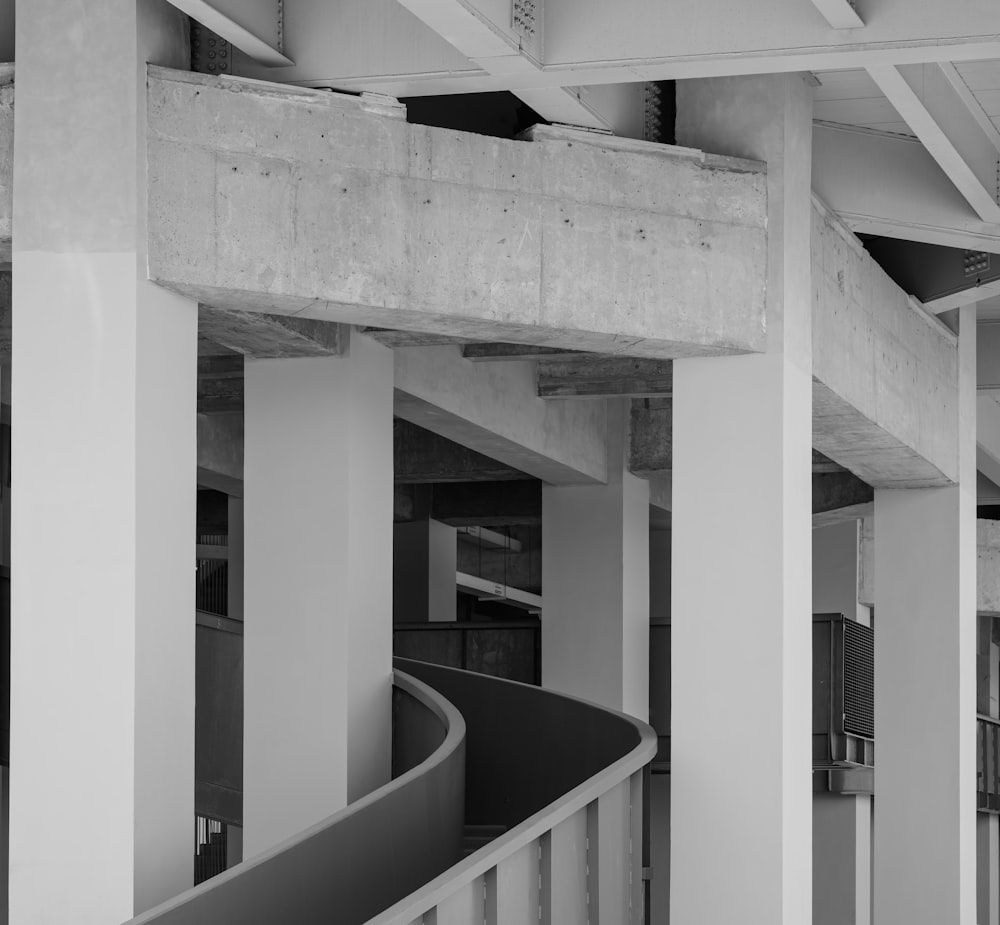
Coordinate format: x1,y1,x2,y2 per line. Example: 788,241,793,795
812,122,1000,254
393,0,643,131
166,0,292,66
807,0,863,29
866,63,1000,224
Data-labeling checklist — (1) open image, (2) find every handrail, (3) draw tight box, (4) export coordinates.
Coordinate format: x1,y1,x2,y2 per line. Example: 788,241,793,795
375,658,658,924
123,668,466,925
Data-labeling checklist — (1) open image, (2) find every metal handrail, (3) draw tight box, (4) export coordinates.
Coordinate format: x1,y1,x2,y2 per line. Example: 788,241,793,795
369,661,658,925
124,669,466,925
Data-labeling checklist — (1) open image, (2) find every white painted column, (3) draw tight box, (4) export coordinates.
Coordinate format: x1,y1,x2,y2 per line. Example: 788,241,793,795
243,330,393,857
542,398,649,719
8,2,197,922
873,304,977,924
670,74,813,925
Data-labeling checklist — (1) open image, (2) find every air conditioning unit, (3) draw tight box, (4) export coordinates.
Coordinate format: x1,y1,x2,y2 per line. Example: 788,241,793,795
813,613,874,769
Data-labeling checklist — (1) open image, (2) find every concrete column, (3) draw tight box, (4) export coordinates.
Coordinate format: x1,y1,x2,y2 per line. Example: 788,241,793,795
670,74,813,925
243,331,393,858
8,3,197,922
542,398,649,719
873,305,977,924
393,518,456,623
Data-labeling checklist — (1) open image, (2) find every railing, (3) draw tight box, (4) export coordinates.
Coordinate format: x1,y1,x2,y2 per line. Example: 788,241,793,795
193,815,228,885
979,715,1000,813
124,659,655,925
372,659,657,924
125,667,466,925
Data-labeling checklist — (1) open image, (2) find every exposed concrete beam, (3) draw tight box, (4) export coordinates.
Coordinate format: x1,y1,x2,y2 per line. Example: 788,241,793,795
228,0,1000,94
462,343,587,362
198,355,244,414
866,64,1000,224
394,418,530,482
629,398,671,479
394,344,607,485
811,471,874,528
812,122,1000,254
807,0,863,29
166,0,292,66
811,198,959,488
538,357,672,398
147,68,768,360
427,480,542,526
360,328,473,348
198,306,345,357
197,412,244,494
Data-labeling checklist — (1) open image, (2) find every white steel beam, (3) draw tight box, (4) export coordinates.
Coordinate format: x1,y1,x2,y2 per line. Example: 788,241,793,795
807,0,863,30
168,0,292,66
230,0,1000,96
812,122,1000,254
867,64,1000,224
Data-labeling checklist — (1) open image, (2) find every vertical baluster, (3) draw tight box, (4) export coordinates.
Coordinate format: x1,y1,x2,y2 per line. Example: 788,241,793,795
587,779,631,923
629,771,644,924
542,808,588,925
486,841,540,924
426,875,487,924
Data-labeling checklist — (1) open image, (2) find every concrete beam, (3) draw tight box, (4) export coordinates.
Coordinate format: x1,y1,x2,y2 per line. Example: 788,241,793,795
394,418,530,482
198,305,345,357
811,471,874,528
147,67,768,360
811,198,959,488
197,412,244,495
198,354,244,413
629,398,671,479
538,357,672,399
462,343,587,362
360,328,472,348
427,480,542,526
813,122,1000,254
807,0,863,29
394,344,607,484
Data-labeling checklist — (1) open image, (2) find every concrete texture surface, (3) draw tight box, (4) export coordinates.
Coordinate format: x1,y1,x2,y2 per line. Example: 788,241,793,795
812,199,958,487
146,67,767,359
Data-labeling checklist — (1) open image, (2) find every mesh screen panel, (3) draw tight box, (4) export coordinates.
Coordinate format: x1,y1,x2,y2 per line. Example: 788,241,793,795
843,619,874,738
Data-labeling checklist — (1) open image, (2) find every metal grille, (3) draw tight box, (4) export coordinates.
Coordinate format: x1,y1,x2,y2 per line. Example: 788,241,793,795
194,814,228,885
196,559,228,616
842,619,874,738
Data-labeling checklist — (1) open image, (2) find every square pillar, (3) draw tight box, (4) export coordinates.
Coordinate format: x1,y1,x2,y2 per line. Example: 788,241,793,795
8,2,197,922
542,398,649,719
243,331,393,858
872,304,977,924
670,74,814,925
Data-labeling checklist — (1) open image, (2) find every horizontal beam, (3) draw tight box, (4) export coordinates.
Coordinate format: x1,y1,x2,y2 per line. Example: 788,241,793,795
361,328,472,348
394,418,531,482
807,0,863,29
199,306,345,357
462,343,587,362
811,199,959,487
866,64,1000,223
198,354,244,413
394,345,607,485
538,357,672,398
811,471,874,528
230,0,1000,95
395,480,543,526
148,68,768,359
812,122,1000,254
